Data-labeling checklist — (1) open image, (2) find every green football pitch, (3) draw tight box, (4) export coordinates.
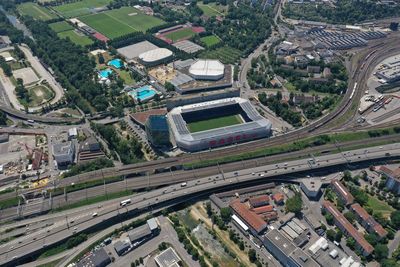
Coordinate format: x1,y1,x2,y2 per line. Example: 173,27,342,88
187,115,243,133
52,0,112,18
164,28,196,43
17,3,58,21
79,7,165,39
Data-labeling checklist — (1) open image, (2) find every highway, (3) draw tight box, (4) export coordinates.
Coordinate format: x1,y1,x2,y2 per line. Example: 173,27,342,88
2,132,400,221
1,142,399,266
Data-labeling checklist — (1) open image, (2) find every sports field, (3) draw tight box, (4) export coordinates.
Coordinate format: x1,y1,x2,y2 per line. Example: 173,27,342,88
197,2,227,17
187,114,243,133
79,7,165,39
51,0,112,18
58,30,94,46
199,46,242,64
164,28,196,43
49,21,74,33
200,35,221,47
17,3,58,21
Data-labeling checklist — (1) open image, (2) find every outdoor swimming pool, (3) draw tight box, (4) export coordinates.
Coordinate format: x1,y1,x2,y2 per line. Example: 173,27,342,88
108,58,124,69
99,68,113,79
128,85,157,102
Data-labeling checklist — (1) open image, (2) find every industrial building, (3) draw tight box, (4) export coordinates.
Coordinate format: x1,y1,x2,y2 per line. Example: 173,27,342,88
154,247,182,267
230,199,268,235
167,97,272,151
263,229,319,267
322,201,374,256
76,248,111,267
145,115,170,147
53,141,75,166
128,218,159,247
171,59,233,94
138,48,173,66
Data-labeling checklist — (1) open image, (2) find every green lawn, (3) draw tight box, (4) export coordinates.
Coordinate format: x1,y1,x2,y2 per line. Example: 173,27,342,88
164,28,196,43
366,196,394,218
200,35,221,48
198,2,227,17
51,0,112,18
188,114,243,133
199,46,242,64
17,3,58,21
49,21,74,33
58,30,94,46
117,69,135,85
79,7,165,39
27,85,55,107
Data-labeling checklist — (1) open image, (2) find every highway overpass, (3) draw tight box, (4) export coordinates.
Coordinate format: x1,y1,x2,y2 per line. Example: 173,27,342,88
1,142,399,266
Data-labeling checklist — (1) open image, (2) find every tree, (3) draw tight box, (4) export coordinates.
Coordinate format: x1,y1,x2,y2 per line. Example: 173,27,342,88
248,249,257,263
365,233,378,246
344,212,356,224
335,230,343,242
0,110,7,126
390,22,399,31
98,54,105,64
374,244,389,260
164,81,175,92
326,229,336,241
346,237,356,250
325,213,334,226
381,259,397,267
220,207,232,223
391,210,400,230
285,193,302,214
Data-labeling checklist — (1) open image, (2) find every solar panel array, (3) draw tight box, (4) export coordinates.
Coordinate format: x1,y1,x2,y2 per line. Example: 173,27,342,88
240,102,263,121
171,114,189,135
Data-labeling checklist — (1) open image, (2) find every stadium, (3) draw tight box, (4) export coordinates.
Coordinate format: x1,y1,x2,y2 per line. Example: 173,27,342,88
167,98,272,151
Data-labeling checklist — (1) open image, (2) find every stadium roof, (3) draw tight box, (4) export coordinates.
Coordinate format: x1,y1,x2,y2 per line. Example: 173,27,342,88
189,59,224,79
167,97,272,151
139,48,173,63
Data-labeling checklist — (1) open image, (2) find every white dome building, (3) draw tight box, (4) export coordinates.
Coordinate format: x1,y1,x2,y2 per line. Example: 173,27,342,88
189,59,225,81
138,48,173,66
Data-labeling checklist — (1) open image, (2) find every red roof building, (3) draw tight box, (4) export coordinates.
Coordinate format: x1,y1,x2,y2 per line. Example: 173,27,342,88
249,195,270,208
350,203,388,239
230,200,267,234
272,193,285,205
322,201,373,256
252,205,274,214
331,179,354,206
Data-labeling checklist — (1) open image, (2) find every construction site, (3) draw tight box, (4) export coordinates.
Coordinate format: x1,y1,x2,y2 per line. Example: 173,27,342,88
0,133,49,189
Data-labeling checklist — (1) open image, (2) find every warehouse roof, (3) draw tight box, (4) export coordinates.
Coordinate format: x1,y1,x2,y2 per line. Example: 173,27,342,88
252,205,274,214
249,195,270,207
230,199,267,233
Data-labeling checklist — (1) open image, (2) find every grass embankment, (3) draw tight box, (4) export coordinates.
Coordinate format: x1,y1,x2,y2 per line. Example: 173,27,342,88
184,127,400,169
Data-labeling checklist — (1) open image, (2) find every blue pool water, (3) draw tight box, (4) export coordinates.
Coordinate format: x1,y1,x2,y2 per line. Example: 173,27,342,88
108,58,124,69
128,85,157,102
99,68,113,79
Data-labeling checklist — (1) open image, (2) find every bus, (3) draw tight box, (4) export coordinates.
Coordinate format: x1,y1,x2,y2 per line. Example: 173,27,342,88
120,199,131,206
